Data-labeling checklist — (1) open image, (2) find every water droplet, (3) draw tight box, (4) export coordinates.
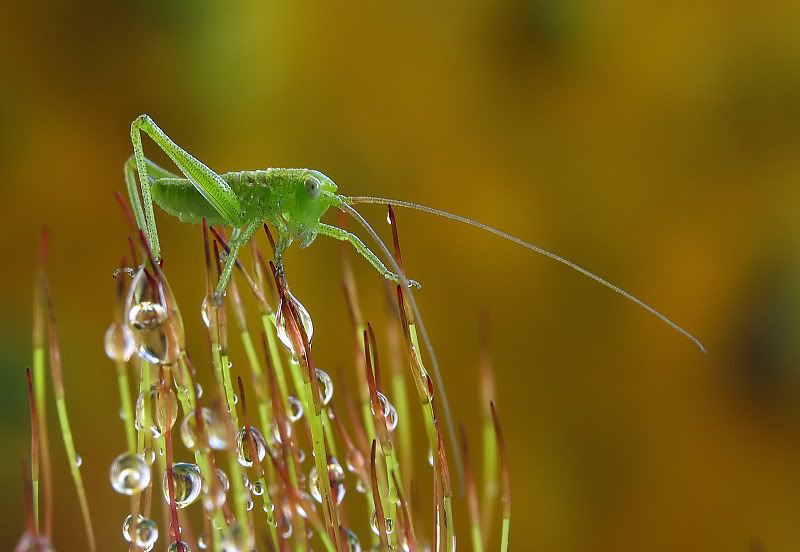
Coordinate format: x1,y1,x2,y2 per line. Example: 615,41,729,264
123,514,159,549
355,478,368,494
346,449,363,474
241,473,252,490
110,452,151,495
232,393,239,405
144,449,156,465
201,296,212,328
104,322,135,362
246,496,254,511
315,368,333,405
236,426,267,467
275,291,313,355
370,510,394,536
371,392,398,431
293,492,314,518
297,448,306,463
125,266,173,365
222,522,253,552
428,447,434,467
341,527,361,552
74,454,82,468
194,382,203,399
203,468,229,510
128,301,167,330
14,532,54,552
198,534,208,550
279,507,293,539
309,456,346,505
252,480,264,496
136,384,178,438
180,407,230,451
122,514,139,542
163,462,202,508
167,540,191,552
287,396,304,422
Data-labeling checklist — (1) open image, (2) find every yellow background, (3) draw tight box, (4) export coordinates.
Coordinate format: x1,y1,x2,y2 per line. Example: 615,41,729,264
1,1,799,550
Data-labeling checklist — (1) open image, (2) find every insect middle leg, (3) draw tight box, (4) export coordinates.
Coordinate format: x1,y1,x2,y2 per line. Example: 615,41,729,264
214,219,263,303
316,223,421,288
129,114,243,259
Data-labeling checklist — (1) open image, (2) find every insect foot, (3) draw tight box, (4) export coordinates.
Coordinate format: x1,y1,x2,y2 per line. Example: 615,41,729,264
387,272,422,290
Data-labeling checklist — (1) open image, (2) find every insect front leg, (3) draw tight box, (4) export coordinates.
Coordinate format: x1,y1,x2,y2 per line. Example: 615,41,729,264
214,219,263,304
129,114,244,259
316,223,421,289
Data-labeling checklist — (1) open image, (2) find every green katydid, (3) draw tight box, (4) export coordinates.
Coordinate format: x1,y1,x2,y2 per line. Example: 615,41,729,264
125,114,705,481
125,114,703,350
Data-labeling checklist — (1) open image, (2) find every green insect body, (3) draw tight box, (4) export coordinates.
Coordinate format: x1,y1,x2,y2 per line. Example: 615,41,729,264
151,168,336,245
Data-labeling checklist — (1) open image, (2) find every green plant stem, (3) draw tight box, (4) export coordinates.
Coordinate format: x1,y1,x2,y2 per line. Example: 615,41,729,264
116,360,136,453
54,396,96,552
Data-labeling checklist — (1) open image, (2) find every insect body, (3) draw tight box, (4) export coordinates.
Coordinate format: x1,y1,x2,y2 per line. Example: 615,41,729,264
126,115,415,303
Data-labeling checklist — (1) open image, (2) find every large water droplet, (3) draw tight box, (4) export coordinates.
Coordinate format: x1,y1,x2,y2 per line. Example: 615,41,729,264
315,368,333,405
275,291,313,355
369,510,394,536
309,456,346,505
341,527,361,552
123,514,159,549
163,462,202,508
104,322,135,362
110,452,151,495
197,534,208,550
135,384,178,438
287,396,304,422
125,266,172,365
180,407,230,450
236,426,267,467
128,301,167,330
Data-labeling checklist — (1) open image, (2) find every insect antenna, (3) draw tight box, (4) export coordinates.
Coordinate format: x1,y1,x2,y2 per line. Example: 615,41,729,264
336,200,466,490
345,195,706,353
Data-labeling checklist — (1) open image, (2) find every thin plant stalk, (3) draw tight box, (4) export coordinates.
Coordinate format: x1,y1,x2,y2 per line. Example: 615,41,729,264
42,278,96,552
459,426,483,552
237,376,280,551
491,401,511,552
275,265,342,550
32,229,52,537
479,315,498,541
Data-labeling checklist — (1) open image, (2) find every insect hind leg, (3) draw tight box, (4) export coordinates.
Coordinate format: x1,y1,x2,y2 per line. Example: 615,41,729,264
129,114,244,260
124,155,179,252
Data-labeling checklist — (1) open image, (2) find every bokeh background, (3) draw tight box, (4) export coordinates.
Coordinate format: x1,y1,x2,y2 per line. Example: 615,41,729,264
2,1,800,550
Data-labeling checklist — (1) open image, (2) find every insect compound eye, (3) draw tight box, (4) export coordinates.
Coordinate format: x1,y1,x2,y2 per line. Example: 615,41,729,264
304,175,321,199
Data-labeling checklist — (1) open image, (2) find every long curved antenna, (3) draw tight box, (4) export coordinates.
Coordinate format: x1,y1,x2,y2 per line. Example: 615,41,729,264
346,195,706,354
335,200,466,489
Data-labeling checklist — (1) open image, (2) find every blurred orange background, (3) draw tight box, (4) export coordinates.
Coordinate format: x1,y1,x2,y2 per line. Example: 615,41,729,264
2,1,800,550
